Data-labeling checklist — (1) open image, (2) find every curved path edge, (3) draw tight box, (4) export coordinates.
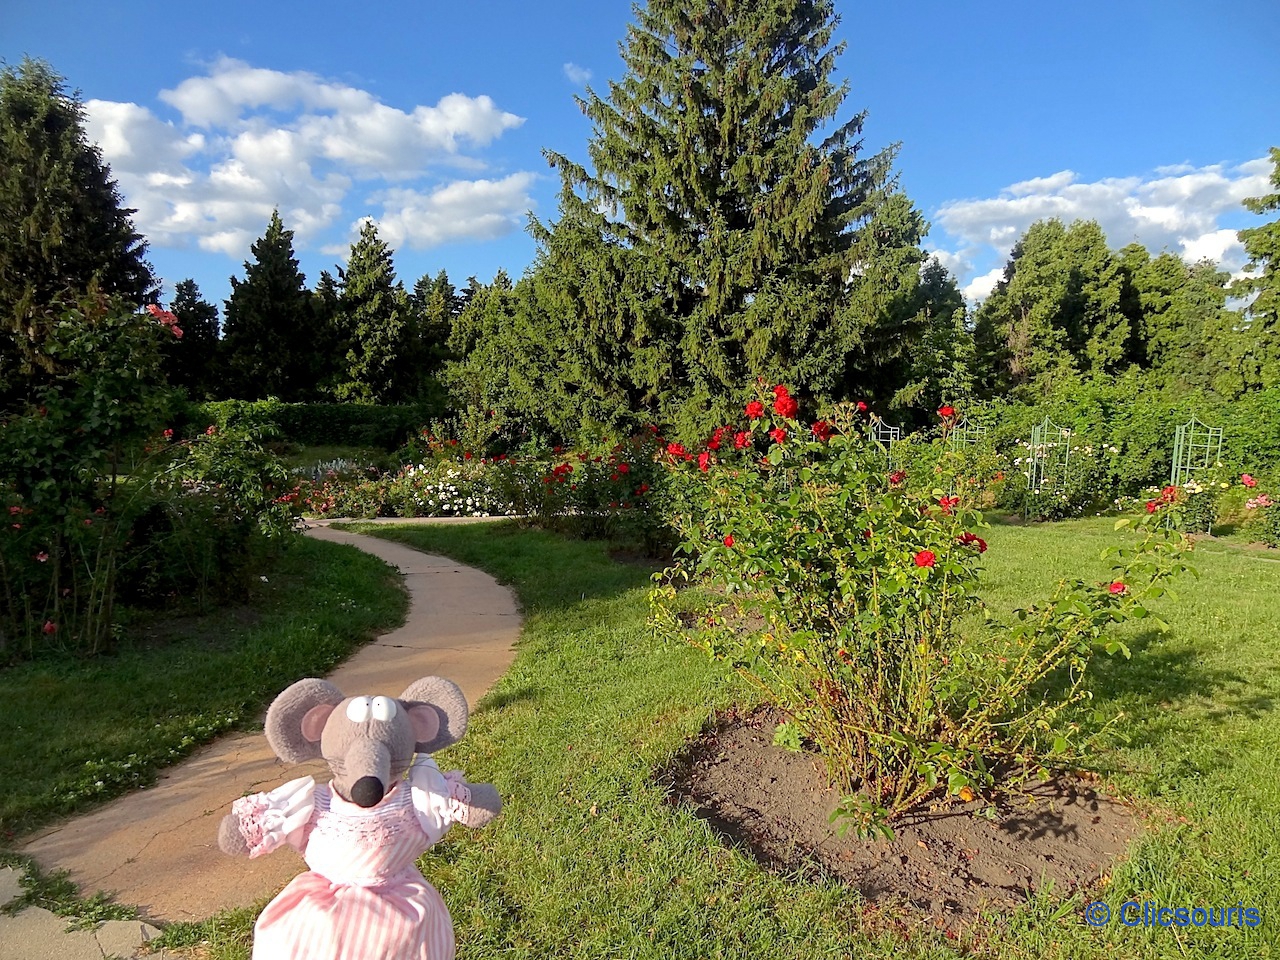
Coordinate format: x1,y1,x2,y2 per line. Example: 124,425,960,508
12,522,522,926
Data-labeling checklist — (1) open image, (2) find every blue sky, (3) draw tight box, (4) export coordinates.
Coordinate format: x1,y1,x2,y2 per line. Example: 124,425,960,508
6,0,1278,308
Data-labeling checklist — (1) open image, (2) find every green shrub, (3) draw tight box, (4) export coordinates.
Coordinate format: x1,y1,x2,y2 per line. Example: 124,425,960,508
179,400,446,450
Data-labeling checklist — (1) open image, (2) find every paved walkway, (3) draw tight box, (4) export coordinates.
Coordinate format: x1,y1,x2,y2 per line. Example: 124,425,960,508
1,519,521,958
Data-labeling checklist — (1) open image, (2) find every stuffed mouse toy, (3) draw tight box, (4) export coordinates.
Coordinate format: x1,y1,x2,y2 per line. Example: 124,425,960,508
219,675,501,960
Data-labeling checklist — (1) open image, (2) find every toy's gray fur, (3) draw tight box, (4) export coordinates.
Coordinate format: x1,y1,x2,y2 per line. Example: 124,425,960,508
218,675,500,855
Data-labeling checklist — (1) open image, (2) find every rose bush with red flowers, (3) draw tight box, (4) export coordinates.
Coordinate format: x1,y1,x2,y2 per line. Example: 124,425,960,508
0,292,302,660
651,383,1192,830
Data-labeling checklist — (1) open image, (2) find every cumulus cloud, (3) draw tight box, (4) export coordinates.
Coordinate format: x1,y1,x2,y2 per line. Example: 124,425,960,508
931,156,1272,299
368,173,538,250
962,268,1005,302
83,58,531,258
563,62,592,85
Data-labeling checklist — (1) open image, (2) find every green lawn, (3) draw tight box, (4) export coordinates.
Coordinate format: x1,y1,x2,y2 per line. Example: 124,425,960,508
0,536,406,841
157,517,1280,959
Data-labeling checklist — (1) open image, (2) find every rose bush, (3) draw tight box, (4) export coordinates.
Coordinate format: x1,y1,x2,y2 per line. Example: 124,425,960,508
650,383,1193,831
0,293,300,659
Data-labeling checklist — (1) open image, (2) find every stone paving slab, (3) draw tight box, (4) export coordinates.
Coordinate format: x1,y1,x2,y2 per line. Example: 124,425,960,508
11,522,521,939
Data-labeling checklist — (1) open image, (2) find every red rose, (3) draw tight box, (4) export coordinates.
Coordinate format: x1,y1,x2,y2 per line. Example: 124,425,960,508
667,442,687,458
698,452,711,472
938,405,956,419
856,400,868,413
42,620,57,635
939,495,960,515
774,394,799,418
913,550,936,568
1109,581,1126,595
1161,485,1178,503
745,400,765,419
889,470,906,485
734,431,751,449
957,532,988,553
205,425,217,436
1146,500,1159,514
463,451,472,460
811,420,832,441
637,483,650,494
1242,474,1257,488
773,384,790,397
768,427,787,444
162,428,173,440
723,535,735,547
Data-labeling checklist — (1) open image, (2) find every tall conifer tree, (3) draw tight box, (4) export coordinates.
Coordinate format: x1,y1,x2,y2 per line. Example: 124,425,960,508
335,221,408,404
164,279,220,398
0,58,155,403
529,0,898,438
1228,147,1280,390
220,211,314,399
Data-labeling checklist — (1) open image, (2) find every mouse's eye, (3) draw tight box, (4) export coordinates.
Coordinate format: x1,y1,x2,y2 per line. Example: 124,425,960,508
345,696,372,722
371,696,398,722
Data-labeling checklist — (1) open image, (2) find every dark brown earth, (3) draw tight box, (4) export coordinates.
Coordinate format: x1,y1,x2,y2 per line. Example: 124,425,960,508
665,706,1142,923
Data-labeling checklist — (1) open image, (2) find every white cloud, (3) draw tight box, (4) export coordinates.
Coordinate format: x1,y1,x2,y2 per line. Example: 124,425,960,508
84,58,531,260
931,157,1272,300
962,268,1004,302
563,62,592,85
370,173,537,250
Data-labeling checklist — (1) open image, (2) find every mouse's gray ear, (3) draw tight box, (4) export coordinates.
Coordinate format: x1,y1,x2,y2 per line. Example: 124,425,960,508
265,678,344,763
400,676,469,754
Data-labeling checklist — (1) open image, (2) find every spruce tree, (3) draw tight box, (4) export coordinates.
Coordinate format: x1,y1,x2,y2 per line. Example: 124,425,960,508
1229,146,1280,390
163,279,220,398
335,221,408,404
529,0,898,439
411,270,460,369
0,58,155,403
219,211,314,400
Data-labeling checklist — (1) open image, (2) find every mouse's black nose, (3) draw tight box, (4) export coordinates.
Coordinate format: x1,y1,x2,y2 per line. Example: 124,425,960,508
351,776,385,807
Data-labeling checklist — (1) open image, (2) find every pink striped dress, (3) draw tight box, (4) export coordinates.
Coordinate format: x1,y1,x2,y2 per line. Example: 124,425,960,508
232,756,474,960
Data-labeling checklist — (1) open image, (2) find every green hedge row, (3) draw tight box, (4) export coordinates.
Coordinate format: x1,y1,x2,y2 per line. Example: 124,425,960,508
962,380,1280,494
176,399,447,450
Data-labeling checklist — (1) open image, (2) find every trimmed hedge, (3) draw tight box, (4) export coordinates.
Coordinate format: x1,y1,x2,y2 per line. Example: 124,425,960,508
962,380,1280,497
175,399,446,450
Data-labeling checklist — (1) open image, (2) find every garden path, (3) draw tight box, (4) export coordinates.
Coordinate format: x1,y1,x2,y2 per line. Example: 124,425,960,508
3,519,521,956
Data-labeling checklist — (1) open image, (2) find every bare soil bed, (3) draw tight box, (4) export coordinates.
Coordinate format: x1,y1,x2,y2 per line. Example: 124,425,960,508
664,706,1142,924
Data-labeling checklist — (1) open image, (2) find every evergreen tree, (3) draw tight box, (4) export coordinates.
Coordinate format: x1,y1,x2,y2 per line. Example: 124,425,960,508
884,258,971,415
310,269,346,397
838,192,931,402
444,270,568,444
219,211,315,400
1125,250,1226,392
972,219,1131,398
0,58,155,403
335,221,408,404
163,279,220,398
410,269,459,370
528,0,899,439
1229,146,1280,390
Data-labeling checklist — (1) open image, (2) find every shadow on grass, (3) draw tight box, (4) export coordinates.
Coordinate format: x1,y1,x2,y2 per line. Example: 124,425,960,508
1041,628,1280,783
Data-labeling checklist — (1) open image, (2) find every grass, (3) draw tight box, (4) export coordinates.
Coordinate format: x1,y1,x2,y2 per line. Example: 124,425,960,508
156,517,1280,958
0,535,407,841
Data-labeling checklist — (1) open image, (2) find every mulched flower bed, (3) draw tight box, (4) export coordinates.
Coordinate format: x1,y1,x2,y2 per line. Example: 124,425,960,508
664,706,1142,925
